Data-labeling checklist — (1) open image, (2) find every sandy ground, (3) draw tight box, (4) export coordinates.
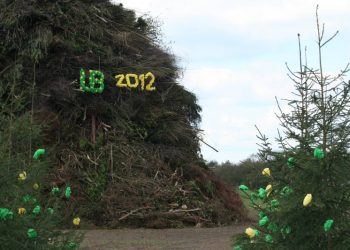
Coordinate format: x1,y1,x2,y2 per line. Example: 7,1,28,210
79,225,247,250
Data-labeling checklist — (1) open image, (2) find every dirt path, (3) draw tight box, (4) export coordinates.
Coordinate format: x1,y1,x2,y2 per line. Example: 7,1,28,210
79,224,247,250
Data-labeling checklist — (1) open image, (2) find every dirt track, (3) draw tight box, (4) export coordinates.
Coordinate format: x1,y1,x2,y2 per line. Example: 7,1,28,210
79,225,247,250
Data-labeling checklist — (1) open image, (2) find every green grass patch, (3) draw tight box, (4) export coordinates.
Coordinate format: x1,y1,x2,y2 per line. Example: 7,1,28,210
237,188,258,221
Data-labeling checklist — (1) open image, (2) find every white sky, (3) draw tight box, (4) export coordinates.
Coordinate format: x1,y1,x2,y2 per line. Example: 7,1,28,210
116,0,350,163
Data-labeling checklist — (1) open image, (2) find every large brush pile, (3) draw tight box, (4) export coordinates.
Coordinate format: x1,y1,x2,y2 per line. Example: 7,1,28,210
0,0,246,228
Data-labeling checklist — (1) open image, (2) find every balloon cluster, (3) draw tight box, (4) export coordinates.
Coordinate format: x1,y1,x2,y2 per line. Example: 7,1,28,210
0,148,79,247
79,69,157,94
115,72,156,91
80,69,105,94
235,148,333,249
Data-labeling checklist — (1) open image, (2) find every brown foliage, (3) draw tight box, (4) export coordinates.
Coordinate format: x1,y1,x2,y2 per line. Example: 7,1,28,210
0,0,247,228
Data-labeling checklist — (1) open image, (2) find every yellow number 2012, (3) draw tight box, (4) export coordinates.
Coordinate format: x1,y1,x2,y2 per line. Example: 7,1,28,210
115,72,156,91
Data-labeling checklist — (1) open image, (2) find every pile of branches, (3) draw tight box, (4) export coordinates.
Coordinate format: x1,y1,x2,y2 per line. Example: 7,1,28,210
0,0,246,227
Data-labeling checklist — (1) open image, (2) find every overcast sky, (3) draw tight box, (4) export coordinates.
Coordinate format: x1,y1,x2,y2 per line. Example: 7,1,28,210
116,0,350,163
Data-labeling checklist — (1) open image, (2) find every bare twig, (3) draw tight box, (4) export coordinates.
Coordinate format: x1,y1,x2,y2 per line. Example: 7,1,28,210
119,206,154,221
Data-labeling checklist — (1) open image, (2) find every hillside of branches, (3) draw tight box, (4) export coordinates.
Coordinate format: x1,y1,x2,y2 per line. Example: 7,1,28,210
0,0,246,228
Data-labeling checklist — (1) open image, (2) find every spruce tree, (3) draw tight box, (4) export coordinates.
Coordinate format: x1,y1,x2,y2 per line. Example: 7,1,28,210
0,75,81,249
0,7,80,249
234,6,350,250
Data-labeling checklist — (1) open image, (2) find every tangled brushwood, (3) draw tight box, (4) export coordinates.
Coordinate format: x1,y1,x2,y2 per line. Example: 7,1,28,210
0,0,246,228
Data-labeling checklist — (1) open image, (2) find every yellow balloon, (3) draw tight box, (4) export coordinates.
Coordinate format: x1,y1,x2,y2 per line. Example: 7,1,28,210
18,171,27,181
262,168,271,176
18,208,26,215
303,194,312,206
33,183,39,190
266,184,272,197
73,217,81,226
245,227,255,238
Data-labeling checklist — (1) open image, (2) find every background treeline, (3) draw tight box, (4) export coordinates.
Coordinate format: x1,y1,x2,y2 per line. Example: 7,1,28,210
211,155,268,189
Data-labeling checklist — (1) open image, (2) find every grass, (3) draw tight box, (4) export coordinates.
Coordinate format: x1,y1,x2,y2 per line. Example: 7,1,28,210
237,188,259,221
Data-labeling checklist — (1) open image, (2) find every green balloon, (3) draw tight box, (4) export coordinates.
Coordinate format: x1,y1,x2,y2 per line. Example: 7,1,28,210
33,148,45,160
0,208,13,220
287,157,295,168
258,188,267,199
47,208,54,215
268,223,279,233
27,228,37,239
265,234,273,243
313,148,324,159
280,226,292,235
233,246,243,250
66,240,78,249
254,229,261,237
270,199,279,207
280,186,293,196
258,211,265,219
51,186,60,195
239,185,249,192
324,219,334,232
250,192,258,202
259,216,269,226
22,195,31,203
65,186,72,199
32,205,41,215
